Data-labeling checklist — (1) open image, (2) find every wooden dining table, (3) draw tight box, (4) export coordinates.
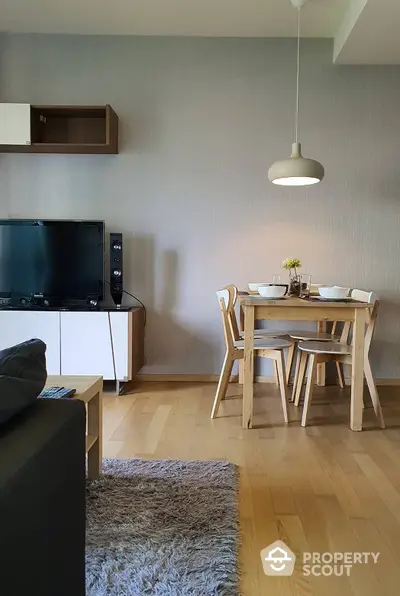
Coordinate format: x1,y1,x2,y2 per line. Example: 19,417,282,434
239,295,372,431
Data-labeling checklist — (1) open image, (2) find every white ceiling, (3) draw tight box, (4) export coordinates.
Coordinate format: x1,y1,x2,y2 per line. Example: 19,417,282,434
0,0,348,37
0,0,398,65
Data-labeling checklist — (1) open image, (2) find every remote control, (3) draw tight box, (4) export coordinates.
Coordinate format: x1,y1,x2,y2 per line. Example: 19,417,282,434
39,386,76,399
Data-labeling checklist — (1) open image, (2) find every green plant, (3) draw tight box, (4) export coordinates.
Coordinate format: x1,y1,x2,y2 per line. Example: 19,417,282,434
283,258,302,297
282,257,301,276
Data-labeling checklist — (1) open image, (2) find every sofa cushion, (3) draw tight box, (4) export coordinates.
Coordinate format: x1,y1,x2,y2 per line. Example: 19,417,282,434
0,339,47,426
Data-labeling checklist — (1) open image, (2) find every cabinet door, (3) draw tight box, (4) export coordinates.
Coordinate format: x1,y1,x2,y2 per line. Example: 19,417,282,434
0,103,31,145
109,312,129,380
60,312,115,379
0,311,60,374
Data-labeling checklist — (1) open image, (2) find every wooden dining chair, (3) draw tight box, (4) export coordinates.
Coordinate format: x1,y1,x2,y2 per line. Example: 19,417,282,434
211,288,292,423
288,321,349,401
228,284,296,384
287,283,344,391
293,289,385,428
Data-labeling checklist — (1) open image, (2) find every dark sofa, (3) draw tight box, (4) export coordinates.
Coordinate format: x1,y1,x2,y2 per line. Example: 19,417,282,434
0,397,86,596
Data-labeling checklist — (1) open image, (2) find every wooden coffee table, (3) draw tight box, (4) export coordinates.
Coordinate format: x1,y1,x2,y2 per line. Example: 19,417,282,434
45,375,103,479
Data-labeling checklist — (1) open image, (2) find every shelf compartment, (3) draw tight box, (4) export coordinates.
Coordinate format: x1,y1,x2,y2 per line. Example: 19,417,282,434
0,104,118,154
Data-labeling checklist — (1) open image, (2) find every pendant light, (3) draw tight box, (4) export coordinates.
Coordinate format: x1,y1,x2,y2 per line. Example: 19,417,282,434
268,0,324,186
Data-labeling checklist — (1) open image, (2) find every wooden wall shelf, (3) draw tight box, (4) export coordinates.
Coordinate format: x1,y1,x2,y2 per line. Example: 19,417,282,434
0,104,118,154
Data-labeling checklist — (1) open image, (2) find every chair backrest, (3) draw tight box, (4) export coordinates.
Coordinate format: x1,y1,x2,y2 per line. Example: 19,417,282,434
322,289,379,349
351,289,378,304
216,284,241,342
228,285,240,340
331,319,351,343
216,287,236,350
351,288,380,354
216,288,232,310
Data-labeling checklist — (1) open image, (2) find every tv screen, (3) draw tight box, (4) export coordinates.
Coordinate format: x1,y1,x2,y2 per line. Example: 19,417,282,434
0,220,104,302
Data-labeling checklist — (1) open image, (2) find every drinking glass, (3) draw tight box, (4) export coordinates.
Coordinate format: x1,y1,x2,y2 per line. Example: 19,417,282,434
299,274,312,298
272,275,281,284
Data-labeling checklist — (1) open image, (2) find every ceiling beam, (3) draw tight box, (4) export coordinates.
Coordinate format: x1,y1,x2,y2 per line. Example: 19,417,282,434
334,0,400,65
333,0,369,64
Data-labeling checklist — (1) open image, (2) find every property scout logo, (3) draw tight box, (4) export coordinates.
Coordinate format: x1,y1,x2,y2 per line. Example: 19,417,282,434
261,541,380,577
261,541,296,576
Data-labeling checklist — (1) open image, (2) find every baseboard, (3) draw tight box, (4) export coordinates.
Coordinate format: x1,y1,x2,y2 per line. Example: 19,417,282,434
138,374,275,383
256,376,400,387
137,374,239,383
344,378,400,387
137,374,400,387
255,375,283,384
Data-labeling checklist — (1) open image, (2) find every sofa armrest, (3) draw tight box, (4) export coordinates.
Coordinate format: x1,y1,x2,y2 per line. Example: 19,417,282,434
0,398,86,596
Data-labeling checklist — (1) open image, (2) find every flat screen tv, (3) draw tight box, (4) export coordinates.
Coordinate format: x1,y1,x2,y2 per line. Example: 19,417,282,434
0,219,104,303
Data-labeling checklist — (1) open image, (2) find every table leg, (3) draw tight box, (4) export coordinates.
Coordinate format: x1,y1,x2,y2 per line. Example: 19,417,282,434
240,304,244,333
238,305,245,384
87,390,103,479
239,360,244,384
243,305,255,429
351,309,366,431
317,321,326,386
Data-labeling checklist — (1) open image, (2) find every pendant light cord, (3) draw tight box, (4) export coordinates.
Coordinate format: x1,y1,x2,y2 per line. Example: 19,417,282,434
295,7,301,143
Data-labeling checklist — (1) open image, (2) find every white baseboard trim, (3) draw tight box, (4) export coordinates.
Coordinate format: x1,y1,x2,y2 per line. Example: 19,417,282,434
137,374,400,387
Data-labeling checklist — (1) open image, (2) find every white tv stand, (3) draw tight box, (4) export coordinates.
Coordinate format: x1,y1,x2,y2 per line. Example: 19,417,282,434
0,306,145,393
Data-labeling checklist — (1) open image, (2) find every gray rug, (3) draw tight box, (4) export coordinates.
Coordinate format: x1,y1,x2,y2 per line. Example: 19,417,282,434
86,458,240,596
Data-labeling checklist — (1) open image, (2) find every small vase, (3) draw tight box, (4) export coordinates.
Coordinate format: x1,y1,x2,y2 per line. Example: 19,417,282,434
289,273,301,297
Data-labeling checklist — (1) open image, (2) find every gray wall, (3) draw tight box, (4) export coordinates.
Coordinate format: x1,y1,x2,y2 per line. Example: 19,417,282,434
1,34,400,377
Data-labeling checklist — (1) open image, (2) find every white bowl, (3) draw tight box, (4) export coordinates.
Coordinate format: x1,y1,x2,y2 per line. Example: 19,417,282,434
258,285,287,299
318,286,350,299
248,282,269,292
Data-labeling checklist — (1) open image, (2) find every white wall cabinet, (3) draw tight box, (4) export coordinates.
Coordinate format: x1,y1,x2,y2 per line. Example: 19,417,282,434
0,311,60,374
0,308,144,382
0,103,31,145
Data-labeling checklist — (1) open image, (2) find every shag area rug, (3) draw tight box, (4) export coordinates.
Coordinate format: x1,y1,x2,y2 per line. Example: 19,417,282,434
86,458,239,596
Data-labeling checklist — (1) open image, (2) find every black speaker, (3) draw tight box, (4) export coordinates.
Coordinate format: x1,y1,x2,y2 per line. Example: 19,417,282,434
86,296,100,309
110,233,123,306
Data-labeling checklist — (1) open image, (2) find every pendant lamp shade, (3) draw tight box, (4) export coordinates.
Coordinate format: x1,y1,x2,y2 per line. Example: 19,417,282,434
268,0,324,187
268,142,324,186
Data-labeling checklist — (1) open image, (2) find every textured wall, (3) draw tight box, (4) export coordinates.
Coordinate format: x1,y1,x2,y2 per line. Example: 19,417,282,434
1,34,400,377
